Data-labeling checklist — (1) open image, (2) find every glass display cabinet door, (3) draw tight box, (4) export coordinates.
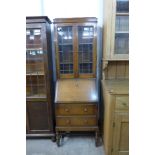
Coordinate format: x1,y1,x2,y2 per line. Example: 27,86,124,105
26,28,47,98
57,26,74,78
78,26,95,77
113,0,129,58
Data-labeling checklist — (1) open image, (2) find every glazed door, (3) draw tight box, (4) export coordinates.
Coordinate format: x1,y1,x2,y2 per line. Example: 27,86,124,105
55,25,75,78
111,0,129,60
55,23,97,78
77,24,97,78
26,23,52,134
26,101,51,134
26,25,47,99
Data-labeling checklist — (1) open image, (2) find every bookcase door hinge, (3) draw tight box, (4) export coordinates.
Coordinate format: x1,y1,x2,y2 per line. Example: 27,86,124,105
111,148,113,152
113,122,115,127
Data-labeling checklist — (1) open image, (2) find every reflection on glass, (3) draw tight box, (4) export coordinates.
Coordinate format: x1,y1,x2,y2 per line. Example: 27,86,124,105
26,29,41,48
26,28,46,98
116,0,129,13
116,16,129,31
26,50,44,75
78,26,94,74
57,26,73,74
78,26,94,44
115,33,129,54
58,27,72,44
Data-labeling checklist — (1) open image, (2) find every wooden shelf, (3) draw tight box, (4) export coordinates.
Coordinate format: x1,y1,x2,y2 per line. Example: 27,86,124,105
26,71,45,76
26,94,46,99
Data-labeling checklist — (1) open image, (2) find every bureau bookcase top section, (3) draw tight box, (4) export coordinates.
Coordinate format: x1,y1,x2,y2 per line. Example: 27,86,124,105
54,17,97,79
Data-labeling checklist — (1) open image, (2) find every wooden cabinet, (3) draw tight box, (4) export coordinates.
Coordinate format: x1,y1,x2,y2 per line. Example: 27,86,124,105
103,0,129,63
55,79,99,146
53,18,99,146
53,18,97,78
102,80,129,155
26,16,54,137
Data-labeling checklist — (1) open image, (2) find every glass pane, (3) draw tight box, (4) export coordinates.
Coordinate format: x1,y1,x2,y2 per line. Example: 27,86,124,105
57,26,73,74
78,26,94,74
115,16,129,31
26,29,42,49
78,26,94,44
26,75,46,98
60,64,73,74
79,63,92,73
26,50,44,74
115,33,129,54
26,28,46,98
58,26,72,44
116,0,129,13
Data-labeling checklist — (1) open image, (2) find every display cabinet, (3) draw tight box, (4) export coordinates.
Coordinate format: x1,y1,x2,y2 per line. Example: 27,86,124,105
103,0,129,64
102,80,129,155
26,16,54,137
53,18,97,78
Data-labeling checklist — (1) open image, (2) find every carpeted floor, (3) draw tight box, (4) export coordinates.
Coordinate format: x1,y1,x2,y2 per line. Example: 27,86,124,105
26,136,105,155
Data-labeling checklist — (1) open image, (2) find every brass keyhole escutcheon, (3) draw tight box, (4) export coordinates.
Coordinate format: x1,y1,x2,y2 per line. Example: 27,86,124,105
66,120,70,124
65,108,69,112
84,108,88,112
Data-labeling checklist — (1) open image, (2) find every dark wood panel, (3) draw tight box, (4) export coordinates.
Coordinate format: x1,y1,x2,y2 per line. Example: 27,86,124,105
26,101,51,132
26,16,52,24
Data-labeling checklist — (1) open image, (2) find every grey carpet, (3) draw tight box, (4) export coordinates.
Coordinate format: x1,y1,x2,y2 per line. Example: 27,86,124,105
26,136,105,155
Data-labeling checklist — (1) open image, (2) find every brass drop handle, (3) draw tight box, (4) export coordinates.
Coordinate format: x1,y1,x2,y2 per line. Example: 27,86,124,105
66,120,70,124
84,119,88,124
84,108,88,112
65,108,69,112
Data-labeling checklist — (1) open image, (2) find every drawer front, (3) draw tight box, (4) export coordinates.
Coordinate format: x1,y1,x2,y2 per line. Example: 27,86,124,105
115,96,129,111
56,116,97,126
56,104,97,115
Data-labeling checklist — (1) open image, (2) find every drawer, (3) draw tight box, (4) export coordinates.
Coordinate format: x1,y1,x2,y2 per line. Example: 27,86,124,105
56,116,97,126
115,96,129,111
56,104,97,115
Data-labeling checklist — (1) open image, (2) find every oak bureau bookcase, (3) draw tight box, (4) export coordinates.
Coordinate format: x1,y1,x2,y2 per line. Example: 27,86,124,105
53,17,99,146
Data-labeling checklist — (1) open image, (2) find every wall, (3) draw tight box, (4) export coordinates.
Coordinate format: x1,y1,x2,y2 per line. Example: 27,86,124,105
26,0,103,26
